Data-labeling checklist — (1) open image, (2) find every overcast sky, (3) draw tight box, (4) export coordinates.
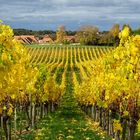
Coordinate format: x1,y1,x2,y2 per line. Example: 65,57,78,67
0,0,140,31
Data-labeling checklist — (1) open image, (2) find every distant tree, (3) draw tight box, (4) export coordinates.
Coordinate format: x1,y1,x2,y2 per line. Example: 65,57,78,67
76,25,99,45
66,30,76,36
56,25,66,43
109,24,120,46
110,24,120,38
122,24,131,30
98,32,114,46
49,33,56,41
133,28,140,35
13,29,56,39
122,24,132,34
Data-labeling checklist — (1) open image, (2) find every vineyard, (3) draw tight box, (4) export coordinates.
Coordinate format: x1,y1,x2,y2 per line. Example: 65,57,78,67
27,45,113,79
0,24,140,140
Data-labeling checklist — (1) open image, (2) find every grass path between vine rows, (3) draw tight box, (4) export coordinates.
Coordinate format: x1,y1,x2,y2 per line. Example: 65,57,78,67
23,66,112,140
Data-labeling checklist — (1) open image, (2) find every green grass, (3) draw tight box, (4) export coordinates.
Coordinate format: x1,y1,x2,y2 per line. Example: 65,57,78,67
35,111,109,140
33,65,111,140
18,64,111,139
55,67,64,85
135,119,140,140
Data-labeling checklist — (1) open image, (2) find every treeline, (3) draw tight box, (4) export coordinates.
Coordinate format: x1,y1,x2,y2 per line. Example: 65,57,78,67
13,24,140,46
13,28,76,39
133,28,140,35
75,24,140,46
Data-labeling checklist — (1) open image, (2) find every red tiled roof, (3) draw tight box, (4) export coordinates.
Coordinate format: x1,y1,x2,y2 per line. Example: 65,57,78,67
65,36,75,42
14,35,38,44
39,35,53,44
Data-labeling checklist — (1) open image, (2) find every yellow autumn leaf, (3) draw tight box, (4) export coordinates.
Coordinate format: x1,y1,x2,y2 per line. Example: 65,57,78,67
123,111,129,116
3,106,6,110
113,119,122,132
11,94,16,99
7,107,13,116
1,52,8,62
121,26,130,39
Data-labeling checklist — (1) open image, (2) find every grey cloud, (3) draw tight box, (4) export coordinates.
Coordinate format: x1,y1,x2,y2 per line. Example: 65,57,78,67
0,0,140,30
